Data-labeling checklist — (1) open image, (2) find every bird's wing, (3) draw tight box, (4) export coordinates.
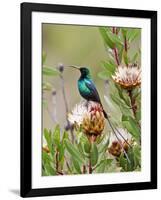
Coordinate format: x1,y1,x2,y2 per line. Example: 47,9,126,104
84,79,101,103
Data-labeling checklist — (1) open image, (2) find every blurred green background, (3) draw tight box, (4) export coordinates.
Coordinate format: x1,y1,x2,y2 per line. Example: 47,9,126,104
42,24,141,130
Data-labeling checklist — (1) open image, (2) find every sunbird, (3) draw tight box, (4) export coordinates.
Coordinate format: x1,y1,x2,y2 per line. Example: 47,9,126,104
68,65,131,163
70,66,108,118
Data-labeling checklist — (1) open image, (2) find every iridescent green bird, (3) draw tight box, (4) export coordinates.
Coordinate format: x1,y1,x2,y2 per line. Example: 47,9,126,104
70,66,107,118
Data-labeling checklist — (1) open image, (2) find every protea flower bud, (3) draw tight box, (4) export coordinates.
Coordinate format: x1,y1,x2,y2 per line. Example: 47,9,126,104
108,141,130,157
68,101,105,142
112,63,141,89
57,63,64,72
82,102,105,135
108,129,132,157
108,141,122,157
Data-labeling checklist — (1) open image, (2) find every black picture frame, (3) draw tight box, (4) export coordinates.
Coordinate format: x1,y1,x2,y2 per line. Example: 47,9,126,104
21,2,157,197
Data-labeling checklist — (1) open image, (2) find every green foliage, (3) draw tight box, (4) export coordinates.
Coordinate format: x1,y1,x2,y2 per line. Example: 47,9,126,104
108,81,133,117
90,143,98,166
44,128,55,156
127,29,140,43
42,125,66,175
98,71,111,80
43,66,60,76
99,27,115,49
53,125,60,146
72,158,82,173
122,115,140,141
98,60,116,80
98,26,141,172
42,119,141,175
64,139,84,164
42,151,56,175
83,140,91,154
121,28,128,38
98,27,141,78
123,49,129,66
119,144,141,171
131,52,139,63
95,159,113,173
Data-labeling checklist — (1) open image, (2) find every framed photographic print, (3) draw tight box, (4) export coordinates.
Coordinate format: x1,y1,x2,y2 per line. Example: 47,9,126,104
21,2,157,197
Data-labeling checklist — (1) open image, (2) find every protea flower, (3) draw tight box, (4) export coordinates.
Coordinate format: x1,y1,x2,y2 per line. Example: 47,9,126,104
68,101,105,142
108,129,132,157
112,63,141,89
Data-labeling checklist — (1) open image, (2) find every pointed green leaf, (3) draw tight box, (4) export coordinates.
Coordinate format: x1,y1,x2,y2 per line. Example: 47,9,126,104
53,125,60,146
72,158,82,174
122,115,140,140
131,52,139,63
119,153,128,171
45,162,56,175
83,140,91,154
132,88,141,99
98,71,110,80
42,151,56,175
133,145,141,167
99,27,115,49
121,28,128,38
90,143,98,166
58,143,64,162
95,159,113,171
98,137,110,153
110,33,123,46
62,131,69,144
136,110,141,122
44,129,50,144
77,142,86,159
44,129,54,155
118,45,124,63
42,151,52,164
127,29,140,43
123,49,129,66
115,85,131,107
64,139,84,164
110,94,132,117
43,66,60,76
102,61,116,74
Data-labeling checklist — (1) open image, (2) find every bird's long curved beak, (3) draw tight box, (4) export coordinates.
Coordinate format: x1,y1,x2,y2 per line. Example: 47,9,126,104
66,65,80,70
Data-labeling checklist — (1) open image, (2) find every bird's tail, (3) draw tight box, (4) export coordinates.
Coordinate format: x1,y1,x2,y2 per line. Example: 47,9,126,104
103,109,108,119
103,109,131,164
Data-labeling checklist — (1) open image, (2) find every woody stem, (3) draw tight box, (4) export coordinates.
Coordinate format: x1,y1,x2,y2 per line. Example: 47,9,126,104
88,139,93,174
113,47,120,66
124,35,128,67
82,165,86,174
128,90,141,126
88,153,92,174
112,27,120,66
128,90,137,118
124,35,128,52
60,74,74,143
